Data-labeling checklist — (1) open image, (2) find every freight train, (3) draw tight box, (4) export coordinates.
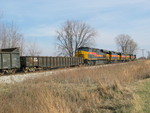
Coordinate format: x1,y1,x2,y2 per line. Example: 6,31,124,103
0,47,136,75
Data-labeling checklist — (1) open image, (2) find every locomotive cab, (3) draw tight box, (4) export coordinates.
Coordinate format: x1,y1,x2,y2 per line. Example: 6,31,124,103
75,47,89,60
76,47,109,65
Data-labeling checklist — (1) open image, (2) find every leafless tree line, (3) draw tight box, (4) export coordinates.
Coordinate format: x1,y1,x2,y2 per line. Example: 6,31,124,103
56,20,96,56
0,22,25,55
147,51,150,59
26,40,41,56
115,34,138,54
0,14,41,56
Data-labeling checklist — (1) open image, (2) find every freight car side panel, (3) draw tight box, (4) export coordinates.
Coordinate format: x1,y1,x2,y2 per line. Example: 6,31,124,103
46,57,50,67
38,57,42,67
0,54,1,69
44,57,47,67
12,54,20,68
20,56,38,67
2,54,11,69
26,57,33,67
50,57,53,67
40,57,47,67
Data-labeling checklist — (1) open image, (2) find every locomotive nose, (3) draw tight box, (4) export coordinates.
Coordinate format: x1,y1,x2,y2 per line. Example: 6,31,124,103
76,51,84,57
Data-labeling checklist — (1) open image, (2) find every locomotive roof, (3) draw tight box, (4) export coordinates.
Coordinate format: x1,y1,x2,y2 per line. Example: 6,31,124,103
78,47,90,49
78,47,112,53
78,47,135,55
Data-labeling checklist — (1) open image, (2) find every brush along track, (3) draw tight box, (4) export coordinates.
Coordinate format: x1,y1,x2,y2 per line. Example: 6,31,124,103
0,62,128,84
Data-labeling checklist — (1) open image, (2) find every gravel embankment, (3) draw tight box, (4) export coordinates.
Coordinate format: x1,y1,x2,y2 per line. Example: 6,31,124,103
0,69,67,84
0,63,125,84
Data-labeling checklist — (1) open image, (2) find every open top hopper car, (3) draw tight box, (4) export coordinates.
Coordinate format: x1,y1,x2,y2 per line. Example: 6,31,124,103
0,48,20,75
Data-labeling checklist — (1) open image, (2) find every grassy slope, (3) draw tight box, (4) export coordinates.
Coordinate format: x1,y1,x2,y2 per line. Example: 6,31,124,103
0,60,150,113
133,78,150,113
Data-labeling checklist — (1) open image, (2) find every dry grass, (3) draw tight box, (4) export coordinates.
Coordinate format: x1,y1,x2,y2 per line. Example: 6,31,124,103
0,60,150,113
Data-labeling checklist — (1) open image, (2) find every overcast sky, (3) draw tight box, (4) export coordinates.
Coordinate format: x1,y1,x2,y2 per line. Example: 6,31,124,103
1,0,150,57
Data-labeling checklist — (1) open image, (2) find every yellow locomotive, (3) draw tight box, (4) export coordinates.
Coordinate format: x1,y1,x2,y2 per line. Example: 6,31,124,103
75,47,136,65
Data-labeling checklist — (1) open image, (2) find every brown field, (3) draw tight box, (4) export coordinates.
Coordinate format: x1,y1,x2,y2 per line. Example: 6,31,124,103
0,60,150,113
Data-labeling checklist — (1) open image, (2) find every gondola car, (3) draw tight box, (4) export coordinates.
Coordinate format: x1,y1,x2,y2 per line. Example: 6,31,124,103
0,48,20,75
20,56,83,72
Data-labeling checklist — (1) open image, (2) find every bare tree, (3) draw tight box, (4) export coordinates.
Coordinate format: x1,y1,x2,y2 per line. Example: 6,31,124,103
147,51,150,59
19,37,25,55
115,34,138,54
56,20,97,57
26,40,41,56
0,14,25,55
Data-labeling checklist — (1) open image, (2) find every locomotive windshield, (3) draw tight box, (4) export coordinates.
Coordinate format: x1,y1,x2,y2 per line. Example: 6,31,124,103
77,47,89,51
